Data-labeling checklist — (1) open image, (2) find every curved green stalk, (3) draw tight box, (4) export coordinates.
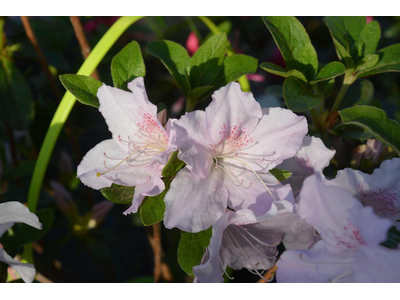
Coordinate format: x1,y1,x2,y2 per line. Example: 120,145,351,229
23,16,143,263
198,16,251,92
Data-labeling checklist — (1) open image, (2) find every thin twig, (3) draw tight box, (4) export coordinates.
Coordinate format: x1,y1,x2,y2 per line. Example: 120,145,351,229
69,16,100,80
20,16,62,101
146,223,173,282
257,265,278,283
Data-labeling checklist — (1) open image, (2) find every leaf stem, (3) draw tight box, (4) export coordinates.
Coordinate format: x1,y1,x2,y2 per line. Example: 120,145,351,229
198,16,251,92
331,71,355,111
23,16,143,263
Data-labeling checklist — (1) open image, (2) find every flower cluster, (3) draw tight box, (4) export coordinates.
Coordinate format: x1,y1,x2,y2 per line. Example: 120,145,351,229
77,77,400,283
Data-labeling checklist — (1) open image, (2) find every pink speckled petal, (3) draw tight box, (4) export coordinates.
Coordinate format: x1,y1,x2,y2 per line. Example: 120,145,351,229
205,82,262,146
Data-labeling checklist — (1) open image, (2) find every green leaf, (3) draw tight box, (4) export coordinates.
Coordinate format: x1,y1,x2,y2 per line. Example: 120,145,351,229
59,74,102,108
100,184,135,204
111,40,146,90
357,44,400,77
0,57,34,130
355,20,381,57
162,151,186,178
177,227,213,276
3,208,54,251
331,37,355,69
339,106,400,155
283,77,323,112
263,16,318,81
310,61,345,84
188,86,214,103
381,226,400,249
270,168,292,182
147,40,191,96
314,78,335,100
260,62,307,81
356,54,379,72
189,33,227,88
140,186,167,226
336,125,375,140
213,54,258,88
340,79,374,109
325,16,366,61
204,20,232,41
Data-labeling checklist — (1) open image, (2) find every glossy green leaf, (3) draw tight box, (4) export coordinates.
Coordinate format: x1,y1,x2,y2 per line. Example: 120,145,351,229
177,227,213,276
190,33,227,88
100,184,135,204
314,78,335,99
331,37,355,68
339,106,400,155
188,86,214,103
357,44,400,77
325,16,366,61
356,54,379,72
213,54,258,88
263,16,318,81
340,79,374,109
260,62,307,81
140,188,167,226
336,125,375,140
283,77,323,112
355,20,381,57
111,40,146,90
59,74,102,108
147,40,191,96
162,151,186,178
3,208,54,251
270,168,292,182
0,58,34,130
310,61,345,84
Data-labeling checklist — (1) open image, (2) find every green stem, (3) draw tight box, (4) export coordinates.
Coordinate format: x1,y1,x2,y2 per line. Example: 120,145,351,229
22,16,143,263
198,16,251,92
331,71,355,112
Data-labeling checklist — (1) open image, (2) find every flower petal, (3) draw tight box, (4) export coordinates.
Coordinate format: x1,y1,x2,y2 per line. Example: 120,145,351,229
193,212,230,283
205,82,262,146
245,108,308,170
0,202,41,237
163,167,228,233
276,241,354,283
173,111,214,178
278,136,335,197
78,139,155,189
123,176,165,215
98,77,168,153
327,158,400,230
352,246,400,283
0,248,36,283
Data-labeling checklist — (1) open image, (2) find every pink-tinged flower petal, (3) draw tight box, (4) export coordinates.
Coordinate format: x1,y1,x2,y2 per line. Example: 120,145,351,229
276,241,355,283
246,74,265,82
123,176,165,215
353,246,400,283
278,136,335,197
172,111,214,179
193,212,230,283
0,202,42,237
299,174,391,254
366,16,373,24
205,82,262,146
77,139,154,189
0,248,36,283
327,158,400,230
282,212,316,250
244,108,308,171
186,32,199,57
98,77,169,159
164,167,228,233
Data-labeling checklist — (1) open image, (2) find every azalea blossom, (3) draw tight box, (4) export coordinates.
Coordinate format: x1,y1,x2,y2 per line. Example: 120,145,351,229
276,173,399,283
0,202,42,283
77,77,176,214
193,187,296,283
164,82,308,233
277,135,335,198
326,157,400,230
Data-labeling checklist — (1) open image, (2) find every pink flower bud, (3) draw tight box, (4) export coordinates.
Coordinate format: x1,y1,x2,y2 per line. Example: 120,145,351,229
186,32,199,57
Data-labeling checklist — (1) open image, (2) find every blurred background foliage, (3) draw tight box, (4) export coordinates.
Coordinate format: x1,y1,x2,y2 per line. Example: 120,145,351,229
0,16,399,282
